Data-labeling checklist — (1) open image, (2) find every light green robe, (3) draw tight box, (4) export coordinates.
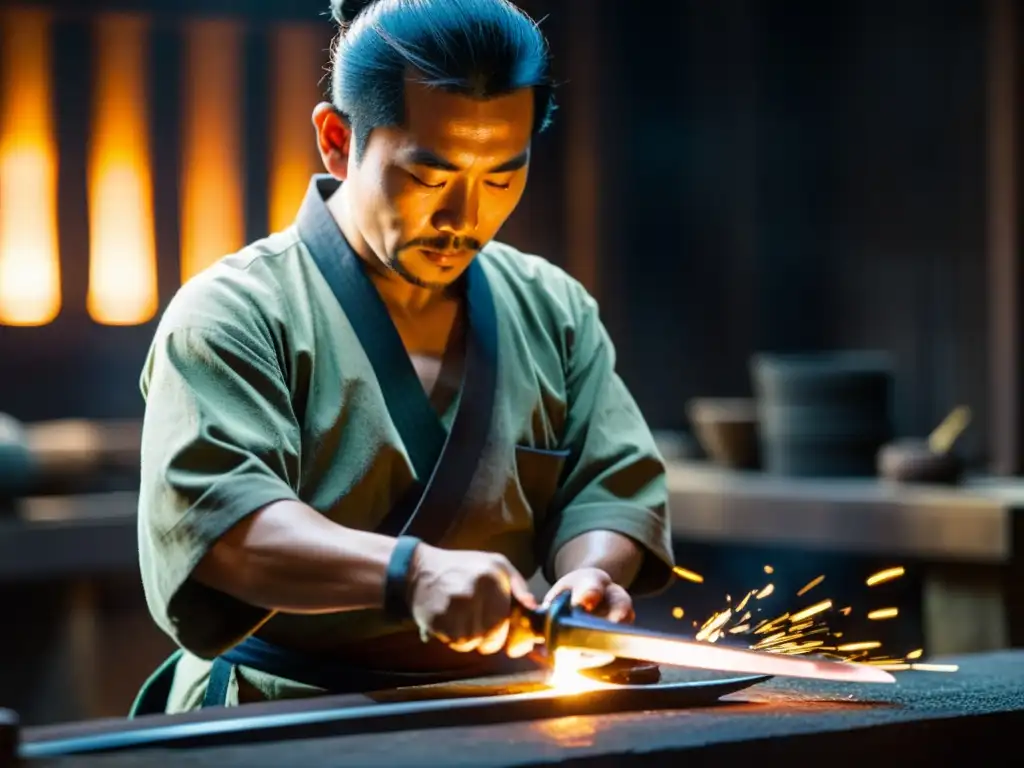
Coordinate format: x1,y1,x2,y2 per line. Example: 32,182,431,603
137,182,675,712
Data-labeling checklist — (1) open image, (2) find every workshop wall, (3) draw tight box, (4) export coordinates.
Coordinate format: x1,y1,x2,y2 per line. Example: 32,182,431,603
0,0,995,464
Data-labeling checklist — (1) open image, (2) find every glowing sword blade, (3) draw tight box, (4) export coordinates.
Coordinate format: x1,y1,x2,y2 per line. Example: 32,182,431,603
553,616,895,684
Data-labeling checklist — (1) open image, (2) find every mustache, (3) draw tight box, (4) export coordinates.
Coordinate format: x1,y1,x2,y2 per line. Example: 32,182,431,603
401,236,483,253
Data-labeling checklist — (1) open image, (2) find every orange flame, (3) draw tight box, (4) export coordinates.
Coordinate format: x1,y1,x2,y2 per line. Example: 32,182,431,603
269,23,327,233
180,19,245,283
86,13,159,325
0,8,61,326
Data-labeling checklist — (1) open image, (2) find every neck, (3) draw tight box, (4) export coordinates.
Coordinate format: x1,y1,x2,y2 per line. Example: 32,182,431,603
328,184,450,316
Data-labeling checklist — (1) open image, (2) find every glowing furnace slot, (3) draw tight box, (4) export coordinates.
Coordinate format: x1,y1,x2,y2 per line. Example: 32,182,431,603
0,8,61,326
86,13,159,326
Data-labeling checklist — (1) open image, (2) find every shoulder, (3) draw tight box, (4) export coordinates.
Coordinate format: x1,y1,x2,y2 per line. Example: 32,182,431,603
154,229,306,347
477,241,598,325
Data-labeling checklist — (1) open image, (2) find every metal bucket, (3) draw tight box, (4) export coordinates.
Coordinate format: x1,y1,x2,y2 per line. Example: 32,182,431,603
750,352,894,477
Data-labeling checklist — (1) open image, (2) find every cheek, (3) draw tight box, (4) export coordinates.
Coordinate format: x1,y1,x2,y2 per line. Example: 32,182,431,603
381,169,436,226
481,183,527,231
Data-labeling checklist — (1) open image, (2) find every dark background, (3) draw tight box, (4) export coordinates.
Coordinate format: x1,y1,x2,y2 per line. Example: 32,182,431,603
0,0,999,465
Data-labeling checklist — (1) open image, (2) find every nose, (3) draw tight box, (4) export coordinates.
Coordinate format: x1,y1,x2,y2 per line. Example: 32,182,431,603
431,178,479,236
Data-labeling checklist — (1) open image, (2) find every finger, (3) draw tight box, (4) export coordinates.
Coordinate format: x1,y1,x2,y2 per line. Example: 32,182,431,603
507,569,537,610
570,573,609,613
448,636,482,653
506,632,537,659
541,572,578,608
477,618,510,655
603,584,635,624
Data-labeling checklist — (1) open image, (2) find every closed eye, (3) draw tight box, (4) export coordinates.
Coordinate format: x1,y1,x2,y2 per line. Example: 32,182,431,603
408,172,445,189
485,180,511,190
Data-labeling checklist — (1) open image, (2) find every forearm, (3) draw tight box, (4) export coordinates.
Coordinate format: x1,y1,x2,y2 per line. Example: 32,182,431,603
193,500,397,614
552,529,645,588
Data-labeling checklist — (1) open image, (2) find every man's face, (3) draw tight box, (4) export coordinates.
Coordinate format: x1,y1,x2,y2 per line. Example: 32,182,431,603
343,79,535,289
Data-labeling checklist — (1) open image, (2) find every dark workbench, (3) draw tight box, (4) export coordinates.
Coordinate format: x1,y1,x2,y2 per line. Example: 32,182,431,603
4,461,1022,582
21,651,1024,767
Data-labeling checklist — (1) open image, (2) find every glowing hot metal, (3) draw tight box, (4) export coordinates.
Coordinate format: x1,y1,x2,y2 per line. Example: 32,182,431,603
510,593,895,685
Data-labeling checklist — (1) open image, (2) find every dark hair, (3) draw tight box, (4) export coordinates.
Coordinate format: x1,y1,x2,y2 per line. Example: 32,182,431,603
328,0,556,160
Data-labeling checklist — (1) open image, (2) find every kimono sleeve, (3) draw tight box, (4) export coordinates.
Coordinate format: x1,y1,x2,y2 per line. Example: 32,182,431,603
137,324,302,659
538,284,676,595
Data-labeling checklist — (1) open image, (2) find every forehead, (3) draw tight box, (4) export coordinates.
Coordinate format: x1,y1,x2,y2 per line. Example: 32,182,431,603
397,77,535,158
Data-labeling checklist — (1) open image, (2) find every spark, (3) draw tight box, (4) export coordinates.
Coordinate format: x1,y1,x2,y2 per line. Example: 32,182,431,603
673,566,704,584
797,575,825,597
754,613,790,634
867,608,899,620
911,663,959,673
790,599,832,623
735,591,754,612
907,648,923,660
866,567,905,586
755,583,775,599
764,565,774,574
837,641,882,652
671,607,684,619
754,632,787,647
696,609,732,641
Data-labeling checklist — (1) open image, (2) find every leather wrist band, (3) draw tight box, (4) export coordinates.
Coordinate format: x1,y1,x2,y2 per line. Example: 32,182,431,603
383,535,422,621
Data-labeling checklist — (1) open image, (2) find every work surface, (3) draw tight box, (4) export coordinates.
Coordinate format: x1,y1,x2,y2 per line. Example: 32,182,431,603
24,651,1024,767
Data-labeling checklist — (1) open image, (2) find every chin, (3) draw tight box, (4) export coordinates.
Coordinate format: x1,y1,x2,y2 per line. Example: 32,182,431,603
391,264,455,291
394,255,471,289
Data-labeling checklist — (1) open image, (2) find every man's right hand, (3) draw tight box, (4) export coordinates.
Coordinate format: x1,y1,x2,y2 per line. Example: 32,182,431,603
406,543,538,658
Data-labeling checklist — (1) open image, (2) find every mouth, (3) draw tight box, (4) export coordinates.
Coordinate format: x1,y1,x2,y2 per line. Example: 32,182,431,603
418,248,470,267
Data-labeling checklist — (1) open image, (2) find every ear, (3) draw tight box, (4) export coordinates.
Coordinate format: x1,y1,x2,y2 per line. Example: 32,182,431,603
312,102,352,180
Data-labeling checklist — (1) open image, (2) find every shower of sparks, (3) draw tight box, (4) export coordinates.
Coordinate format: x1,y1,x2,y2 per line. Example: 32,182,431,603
866,567,905,587
670,563,956,674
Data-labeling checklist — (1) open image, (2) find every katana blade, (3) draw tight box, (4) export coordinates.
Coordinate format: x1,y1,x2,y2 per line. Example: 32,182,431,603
556,620,895,684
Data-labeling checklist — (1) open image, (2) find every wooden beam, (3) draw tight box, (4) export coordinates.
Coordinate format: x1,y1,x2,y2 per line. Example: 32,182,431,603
562,0,601,300
987,0,1022,475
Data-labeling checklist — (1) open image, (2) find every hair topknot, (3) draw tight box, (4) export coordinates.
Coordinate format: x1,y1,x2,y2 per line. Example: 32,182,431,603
330,0,377,25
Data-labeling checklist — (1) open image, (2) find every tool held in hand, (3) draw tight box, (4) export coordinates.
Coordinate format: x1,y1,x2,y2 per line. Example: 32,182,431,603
508,592,895,685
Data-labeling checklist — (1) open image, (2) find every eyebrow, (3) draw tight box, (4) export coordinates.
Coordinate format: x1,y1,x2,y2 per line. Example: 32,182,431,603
405,148,530,174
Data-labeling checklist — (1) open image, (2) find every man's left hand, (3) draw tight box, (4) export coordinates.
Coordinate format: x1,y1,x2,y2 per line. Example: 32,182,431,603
541,567,634,623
